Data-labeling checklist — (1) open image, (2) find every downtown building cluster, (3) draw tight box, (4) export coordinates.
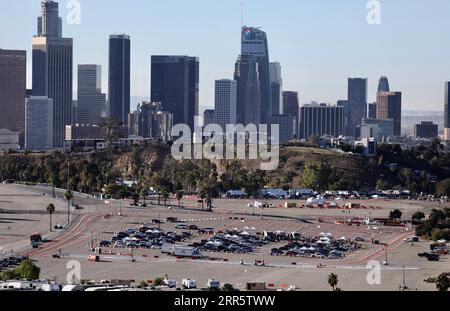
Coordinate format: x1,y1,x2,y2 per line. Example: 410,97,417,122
0,1,448,153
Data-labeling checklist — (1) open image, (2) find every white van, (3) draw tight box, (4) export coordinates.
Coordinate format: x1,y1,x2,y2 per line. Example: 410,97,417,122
207,279,220,290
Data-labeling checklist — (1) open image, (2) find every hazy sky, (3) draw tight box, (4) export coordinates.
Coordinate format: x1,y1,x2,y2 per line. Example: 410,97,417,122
2,0,450,112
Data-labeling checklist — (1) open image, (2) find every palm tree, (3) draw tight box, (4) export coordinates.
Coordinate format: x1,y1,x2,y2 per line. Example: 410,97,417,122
46,203,56,232
328,273,338,291
64,191,73,222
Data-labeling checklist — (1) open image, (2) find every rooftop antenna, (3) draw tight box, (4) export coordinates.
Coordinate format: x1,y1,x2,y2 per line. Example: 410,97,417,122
241,0,244,28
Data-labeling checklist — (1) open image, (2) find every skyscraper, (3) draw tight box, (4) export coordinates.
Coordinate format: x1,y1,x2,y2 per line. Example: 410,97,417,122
77,65,106,125
203,109,215,128
377,76,390,92
33,2,73,147
108,35,130,125
25,96,54,151
283,91,299,138
0,49,26,146
234,55,261,126
445,82,450,141
347,78,368,137
37,0,62,38
269,62,282,115
214,79,237,130
151,55,199,131
376,91,402,136
241,26,272,124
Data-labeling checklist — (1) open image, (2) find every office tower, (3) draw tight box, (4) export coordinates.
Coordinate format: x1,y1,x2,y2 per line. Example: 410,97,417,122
214,79,237,130
37,0,62,38
33,2,73,148
414,121,438,139
151,56,199,131
241,26,272,124
299,103,345,140
376,91,402,136
203,109,215,127
25,96,54,151
378,76,390,92
0,49,26,147
283,91,299,138
337,99,351,137
77,65,106,125
108,35,130,125
347,78,368,137
269,62,282,115
234,55,261,126
445,82,450,140
368,102,377,119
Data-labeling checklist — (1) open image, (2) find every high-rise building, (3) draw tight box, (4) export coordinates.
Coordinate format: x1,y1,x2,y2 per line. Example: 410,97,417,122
139,102,162,138
270,114,294,143
37,0,62,38
214,79,237,130
25,96,54,151
414,121,438,139
128,110,140,136
155,111,174,142
234,55,260,126
269,62,282,115
77,65,106,125
347,78,368,137
0,49,26,147
445,82,450,141
108,35,130,125
368,102,377,119
299,103,345,140
378,76,390,92
33,2,73,147
241,26,272,124
151,56,199,131
282,91,299,138
376,91,402,136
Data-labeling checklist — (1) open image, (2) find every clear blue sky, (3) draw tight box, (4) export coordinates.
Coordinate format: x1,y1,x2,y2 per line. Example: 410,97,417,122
2,0,450,112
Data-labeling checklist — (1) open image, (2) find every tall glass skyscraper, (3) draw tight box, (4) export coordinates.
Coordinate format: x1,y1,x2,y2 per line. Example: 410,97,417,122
347,78,368,137
32,1,73,147
151,56,199,132
234,54,261,126
214,79,237,130
108,35,131,125
241,26,272,124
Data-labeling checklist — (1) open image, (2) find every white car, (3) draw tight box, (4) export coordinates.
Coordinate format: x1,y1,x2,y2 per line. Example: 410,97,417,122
174,224,188,230
182,279,197,289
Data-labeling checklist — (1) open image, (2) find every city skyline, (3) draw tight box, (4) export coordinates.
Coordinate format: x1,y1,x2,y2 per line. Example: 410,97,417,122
2,1,450,112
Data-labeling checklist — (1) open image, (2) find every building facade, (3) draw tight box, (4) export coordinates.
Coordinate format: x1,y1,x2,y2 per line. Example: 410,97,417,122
108,35,130,125
376,91,402,136
151,55,199,131
362,118,394,140
77,65,106,125
299,103,345,140
234,54,261,126
414,121,438,139
347,78,367,137
377,76,390,92
37,0,62,38
25,96,54,151
214,79,237,130
0,49,26,147
282,91,299,138
269,62,282,115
